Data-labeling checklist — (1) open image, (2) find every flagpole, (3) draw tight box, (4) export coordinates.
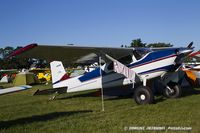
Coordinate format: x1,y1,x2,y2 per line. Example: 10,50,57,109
99,56,104,112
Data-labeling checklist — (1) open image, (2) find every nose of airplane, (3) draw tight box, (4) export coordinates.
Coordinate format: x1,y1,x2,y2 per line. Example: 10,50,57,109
178,42,194,55
178,48,194,55
174,47,194,65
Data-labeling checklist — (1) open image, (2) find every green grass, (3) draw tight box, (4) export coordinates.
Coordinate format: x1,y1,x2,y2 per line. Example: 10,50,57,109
0,84,200,133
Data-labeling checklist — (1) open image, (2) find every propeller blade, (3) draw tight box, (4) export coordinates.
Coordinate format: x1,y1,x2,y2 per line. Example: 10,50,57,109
174,53,185,65
187,42,193,48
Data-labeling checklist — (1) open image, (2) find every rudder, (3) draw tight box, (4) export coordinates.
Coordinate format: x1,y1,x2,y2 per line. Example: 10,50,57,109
50,61,67,84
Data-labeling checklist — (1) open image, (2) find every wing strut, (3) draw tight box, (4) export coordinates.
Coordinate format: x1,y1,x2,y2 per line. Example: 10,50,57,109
105,54,137,88
99,56,104,112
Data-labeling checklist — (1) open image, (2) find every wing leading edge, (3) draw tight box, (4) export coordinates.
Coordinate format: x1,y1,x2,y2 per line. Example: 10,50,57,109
7,44,134,65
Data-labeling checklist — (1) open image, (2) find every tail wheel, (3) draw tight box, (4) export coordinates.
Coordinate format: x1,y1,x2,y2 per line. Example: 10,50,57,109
133,86,154,105
163,83,182,98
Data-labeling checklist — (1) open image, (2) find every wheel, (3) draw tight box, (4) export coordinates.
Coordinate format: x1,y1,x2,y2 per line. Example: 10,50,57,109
163,83,182,98
133,86,154,105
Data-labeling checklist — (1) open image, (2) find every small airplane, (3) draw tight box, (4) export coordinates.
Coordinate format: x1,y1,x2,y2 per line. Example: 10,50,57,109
189,51,200,58
29,68,51,82
7,42,194,104
181,51,200,87
183,51,200,71
0,69,18,83
0,69,32,95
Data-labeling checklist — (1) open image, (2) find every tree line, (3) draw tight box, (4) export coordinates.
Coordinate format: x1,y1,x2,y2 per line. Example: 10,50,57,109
121,38,173,48
0,46,47,69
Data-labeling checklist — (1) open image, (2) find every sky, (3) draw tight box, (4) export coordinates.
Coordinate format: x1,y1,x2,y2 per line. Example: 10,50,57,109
0,0,200,50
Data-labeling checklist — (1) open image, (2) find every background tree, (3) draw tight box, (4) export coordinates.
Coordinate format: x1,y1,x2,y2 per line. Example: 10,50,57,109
0,48,4,58
3,46,14,58
0,46,48,69
128,39,173,48
130,38,146,47
147,42,173,47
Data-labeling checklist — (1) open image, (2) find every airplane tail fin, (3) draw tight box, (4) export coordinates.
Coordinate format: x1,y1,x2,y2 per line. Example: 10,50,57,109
50,61,69,86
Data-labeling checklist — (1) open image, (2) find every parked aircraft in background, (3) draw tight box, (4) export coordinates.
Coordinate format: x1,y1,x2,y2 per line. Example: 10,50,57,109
0,69,32,95
7,42,194,104
0,69,18,83
181,51,200,87
189,51,200,58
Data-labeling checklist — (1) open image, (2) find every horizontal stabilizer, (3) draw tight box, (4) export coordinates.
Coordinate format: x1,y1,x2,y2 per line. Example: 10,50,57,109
0,85,32,95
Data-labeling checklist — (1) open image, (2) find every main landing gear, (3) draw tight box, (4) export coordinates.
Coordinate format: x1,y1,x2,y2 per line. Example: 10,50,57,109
163,82,182,98
133,83,182,105
132,76,183,105
133,78,154,105
133,86,154,105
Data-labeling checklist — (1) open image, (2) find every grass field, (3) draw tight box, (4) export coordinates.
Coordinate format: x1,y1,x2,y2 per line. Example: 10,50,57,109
0,84,200,133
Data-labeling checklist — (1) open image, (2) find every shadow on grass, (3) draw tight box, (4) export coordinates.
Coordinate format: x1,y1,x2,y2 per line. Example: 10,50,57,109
60,92,97,99
37,86,200,103
57,89,167,104
0,110,92,129
103,87,200,103
57,86,135,100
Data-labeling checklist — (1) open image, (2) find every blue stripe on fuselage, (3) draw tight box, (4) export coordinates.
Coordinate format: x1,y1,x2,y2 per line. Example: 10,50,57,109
78,68,105,82
128,49,176,68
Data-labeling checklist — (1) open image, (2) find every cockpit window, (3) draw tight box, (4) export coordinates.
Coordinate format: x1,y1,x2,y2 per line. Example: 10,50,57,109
133,49,151,60
118,55,133,65
106,48,151,71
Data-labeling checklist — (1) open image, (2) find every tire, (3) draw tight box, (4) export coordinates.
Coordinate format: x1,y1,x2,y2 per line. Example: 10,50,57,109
133,86,154,105
163,83,182,98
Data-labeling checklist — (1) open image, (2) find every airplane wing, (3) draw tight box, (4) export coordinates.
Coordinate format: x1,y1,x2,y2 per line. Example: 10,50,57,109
0,69,18,74
0,85,32,95
7,44,134,65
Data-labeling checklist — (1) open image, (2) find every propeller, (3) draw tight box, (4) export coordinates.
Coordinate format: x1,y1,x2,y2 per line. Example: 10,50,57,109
174,52,185,65
187,42,193,48
174,42,194,68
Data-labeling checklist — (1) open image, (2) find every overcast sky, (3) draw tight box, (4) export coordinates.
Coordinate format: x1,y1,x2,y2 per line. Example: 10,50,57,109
0,0,199,50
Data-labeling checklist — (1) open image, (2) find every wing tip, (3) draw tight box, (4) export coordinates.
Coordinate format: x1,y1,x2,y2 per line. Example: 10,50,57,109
6,43,38,59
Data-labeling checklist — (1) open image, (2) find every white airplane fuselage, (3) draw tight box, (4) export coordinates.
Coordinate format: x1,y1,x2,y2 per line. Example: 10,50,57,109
51,48,193,93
